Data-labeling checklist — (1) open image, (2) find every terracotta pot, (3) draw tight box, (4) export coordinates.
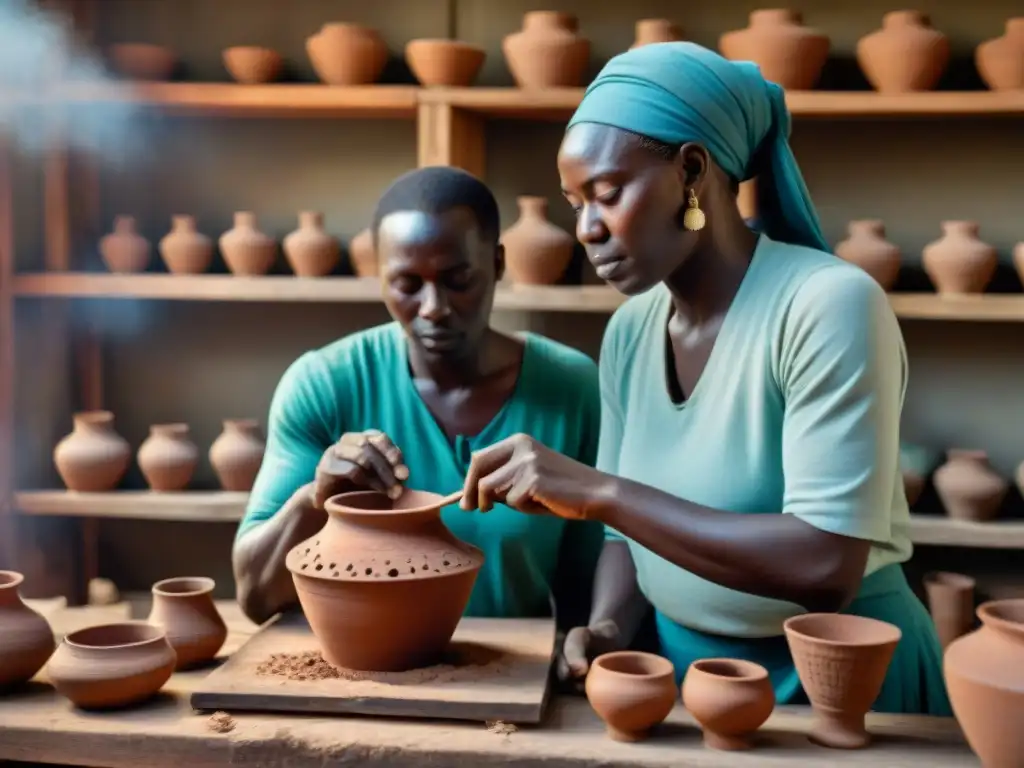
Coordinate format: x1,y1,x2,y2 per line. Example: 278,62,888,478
585,651,677,742
283,211,340,277
47,621,176,710
108,43,176,81
99,216,150,273
719,10,829,90
834,220,901,291
159,215,213,275
147,577,227,670
681,658,774,751
975,18,1024,91
922,571,976,650
405,39,485,87
500,196,574,285
223,46,283,84
306,23,388,85
922,221,997,295
502,11,590,88
933,449,1008,522
219,212,277,276
137,423,198,492
286,489,484,671
783,613,901,749
0,571,55,689
631,19,684,49
945,599,1024,767
856,12,949,93
53,410,131,492
209,419,265,492
347,227,378,277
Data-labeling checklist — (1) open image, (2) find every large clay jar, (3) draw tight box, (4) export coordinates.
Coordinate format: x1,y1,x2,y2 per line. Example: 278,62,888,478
932,450,1008,522
405,39,486,87
975,18,1024,91
923,571,976,650
306,23,388,85
944,599,1024,768
347,227,378,277
922,221,998,295
283,211,340,277
99,215,150,273
631,19,684,49
585,651,677,742
209,419,265,491
783,613,901,749
158,215,213,275
0,571,55,689
719,10,830,90
219,211,277,276
147,577,227,670
501,196,574,285
137,423,198,492
53,411,131,492
834,220,901,291
681,658,774,751
502,11,590,88
856,12,950,93
286,489,484,671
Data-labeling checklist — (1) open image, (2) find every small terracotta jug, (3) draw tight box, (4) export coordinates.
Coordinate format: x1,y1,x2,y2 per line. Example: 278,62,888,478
976,18,1024,91
502,11,590,88
99,216,150,273
834,220,901,291
585,651,677,742
681,658,775,751
922,571,976,650
922,221,998,295
137,423,198,492
147,577,227,670
283,211,340,277
306,23,388,85
0,571,55,689
209,419,265,491
53,411,131,492
347,227,378,277
219,212,277,276
856,12,949,93
500,196,574,285
631,19,684,49
159,215,213,274
405,39,486,87
719,10,830,90
933,450,1008,522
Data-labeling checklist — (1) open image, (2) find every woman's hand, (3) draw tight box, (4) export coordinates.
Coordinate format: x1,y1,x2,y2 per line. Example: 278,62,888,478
312,430,409,508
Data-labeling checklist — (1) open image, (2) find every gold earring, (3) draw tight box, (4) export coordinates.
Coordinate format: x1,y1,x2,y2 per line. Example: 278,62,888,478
683,189,706,232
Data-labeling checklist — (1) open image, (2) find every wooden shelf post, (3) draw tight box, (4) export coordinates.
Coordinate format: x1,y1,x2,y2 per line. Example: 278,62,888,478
417,100,485,177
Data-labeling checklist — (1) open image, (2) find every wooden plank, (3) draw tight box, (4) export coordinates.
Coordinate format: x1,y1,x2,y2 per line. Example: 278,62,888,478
14,490,248,522
417,101,486,175
909,514,1024,549
888,293,1024,322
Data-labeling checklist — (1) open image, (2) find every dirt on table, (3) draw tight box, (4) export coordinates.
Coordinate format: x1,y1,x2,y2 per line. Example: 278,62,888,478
207,711,236,733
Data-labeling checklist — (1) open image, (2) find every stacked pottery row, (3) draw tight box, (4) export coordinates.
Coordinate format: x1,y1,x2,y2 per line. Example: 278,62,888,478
52,411,265,493
901,444,1021,523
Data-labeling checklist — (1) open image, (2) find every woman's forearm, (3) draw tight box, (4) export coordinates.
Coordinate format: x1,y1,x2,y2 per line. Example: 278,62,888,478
587,539,650,645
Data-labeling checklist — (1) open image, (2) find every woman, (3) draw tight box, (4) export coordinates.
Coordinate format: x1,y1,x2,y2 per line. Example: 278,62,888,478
459,43,950,715
232,166,603,628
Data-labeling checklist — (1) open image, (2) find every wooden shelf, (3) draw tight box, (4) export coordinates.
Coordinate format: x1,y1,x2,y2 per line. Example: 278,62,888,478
908,514,1024,550
887,293,1024,322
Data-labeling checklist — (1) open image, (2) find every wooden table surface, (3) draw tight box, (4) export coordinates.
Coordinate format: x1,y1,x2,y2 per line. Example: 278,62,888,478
0,600,979,768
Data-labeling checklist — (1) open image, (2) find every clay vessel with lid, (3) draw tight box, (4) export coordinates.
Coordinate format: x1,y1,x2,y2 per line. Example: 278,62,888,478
586,651,677,741
975,18,1024,91
146,577,227,670
286,489,484,671
783,612,901,749
137,423,198,492
631,19,684,49
53,411,131,492
223,46,283,84
719,10,829,90
502,11,590,88
933,450,1008,522
46,621,176,709
856,12,949,93
347,227,378,277
922,221,997,295
219,212,277,276
209,419,265,491
159,215,213,274
108,43,176,81
283,211,340,277
0,571,55,689
944,599,1024,767
99,216,150,273
834,220,901,291
681,658,775,750
405,39,485,87
500,196,574,285
307,23,387,85
922,571,976,650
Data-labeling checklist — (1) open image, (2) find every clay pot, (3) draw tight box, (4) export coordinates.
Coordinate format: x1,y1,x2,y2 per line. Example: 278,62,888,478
147,577,227,670
306,23,388,86
900,442,941,508
922,221,998,295
108,43,176,81
502,11,590,88
500,196,574,285
137,423,198,492
856,12,950,93
0,571,55,689
223,46,283,84
945,599,1024,767
681,658,774,750
922,571,976,650
834,220,901,291
405,39,485,87
53,411,131,492
347,227,378,277
47,621,176,710
585,651,677,742
209,419,265,492
719,10,829,91
286,489,484,671
783,613,901,749
159,215,213,275
283,211,340,277
99,216,150,273
631,19,684,49
933,450,1008,522
219,212,277,276
975,19,1024,91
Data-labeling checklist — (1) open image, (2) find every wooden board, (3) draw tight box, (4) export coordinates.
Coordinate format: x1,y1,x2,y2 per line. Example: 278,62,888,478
190,612,557,724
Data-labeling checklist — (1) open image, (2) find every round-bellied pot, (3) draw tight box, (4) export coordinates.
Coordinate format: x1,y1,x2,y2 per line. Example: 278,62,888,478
681,658,775,750
585,651,677,742
99,216,151,273
137,423,198,492
856,11,950,93
147,576,227,670
405,39,486,87
53,410,131,492
502,11,590,88
719,10,830,90
306,23,388,85
834,219,901,291
209,419,265,491
0,571,55,689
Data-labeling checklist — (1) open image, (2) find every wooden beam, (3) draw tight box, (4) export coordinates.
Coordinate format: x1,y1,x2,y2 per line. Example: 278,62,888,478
417,101,485,178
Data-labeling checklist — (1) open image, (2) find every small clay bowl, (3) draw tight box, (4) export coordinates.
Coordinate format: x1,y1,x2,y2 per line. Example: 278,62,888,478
223,46,283,84
585,651,677,742
681,658,775,750
108,43,176,81
405,39,486,87
47,621,176,710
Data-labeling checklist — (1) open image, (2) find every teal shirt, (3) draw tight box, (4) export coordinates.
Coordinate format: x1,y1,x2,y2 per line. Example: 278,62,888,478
239,322,604,619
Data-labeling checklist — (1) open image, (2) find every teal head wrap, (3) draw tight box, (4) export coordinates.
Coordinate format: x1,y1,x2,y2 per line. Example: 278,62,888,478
566,42,829,253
